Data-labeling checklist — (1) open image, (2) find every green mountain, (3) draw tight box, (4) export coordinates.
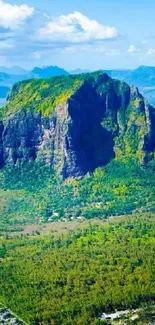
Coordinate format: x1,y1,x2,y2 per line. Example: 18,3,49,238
0,71,155,177
0,71,155,227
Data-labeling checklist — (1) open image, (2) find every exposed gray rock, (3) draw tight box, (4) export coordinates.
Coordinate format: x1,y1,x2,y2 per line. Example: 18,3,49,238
0,307,25,325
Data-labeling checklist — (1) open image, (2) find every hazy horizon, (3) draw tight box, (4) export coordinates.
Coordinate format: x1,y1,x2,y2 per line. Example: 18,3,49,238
1,64,155,72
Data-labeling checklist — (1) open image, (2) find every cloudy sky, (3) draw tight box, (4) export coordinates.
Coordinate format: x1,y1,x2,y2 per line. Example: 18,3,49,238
1,0,155,70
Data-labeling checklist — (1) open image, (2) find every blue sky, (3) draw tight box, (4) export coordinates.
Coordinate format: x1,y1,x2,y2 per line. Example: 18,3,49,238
1,0,155,70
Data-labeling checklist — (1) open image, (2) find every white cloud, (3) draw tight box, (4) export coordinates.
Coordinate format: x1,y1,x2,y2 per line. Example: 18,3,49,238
0,0,34,30
64,44,120,56
37,11,118,44
33,51,42,60
147,48,155,55
142,40,148,45
127,45,139,53
101,48,120,56
0,39,13,49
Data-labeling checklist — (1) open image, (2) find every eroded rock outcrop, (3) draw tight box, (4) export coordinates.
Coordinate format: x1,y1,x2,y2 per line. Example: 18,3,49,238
0,71,155,178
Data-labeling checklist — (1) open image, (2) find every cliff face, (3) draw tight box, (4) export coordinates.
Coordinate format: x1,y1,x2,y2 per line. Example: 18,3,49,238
0,72,155,178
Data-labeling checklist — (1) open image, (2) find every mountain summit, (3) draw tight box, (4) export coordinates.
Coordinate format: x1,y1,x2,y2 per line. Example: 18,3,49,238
0,71,155,178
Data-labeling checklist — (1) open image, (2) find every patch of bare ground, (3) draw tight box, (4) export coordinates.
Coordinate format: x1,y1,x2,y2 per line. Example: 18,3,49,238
2,212,154,237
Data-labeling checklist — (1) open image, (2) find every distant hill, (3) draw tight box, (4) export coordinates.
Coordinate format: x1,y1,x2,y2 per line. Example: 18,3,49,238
0,72,10,83
104,69,132,82
0,66,28,75
127,65,155,87
31,66,69,78
104,66,155,106
105,66,155,87
0,86,10,98
0,73,10,99
70,69,91,74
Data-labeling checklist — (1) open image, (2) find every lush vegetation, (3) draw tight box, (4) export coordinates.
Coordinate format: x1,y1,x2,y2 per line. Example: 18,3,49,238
0,70,130,119
1,70,152,164
0,157,154,228
0,71,107,118
0,213,154,325
0,70,154,325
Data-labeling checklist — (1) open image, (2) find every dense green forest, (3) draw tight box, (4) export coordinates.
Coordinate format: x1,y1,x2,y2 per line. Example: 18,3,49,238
0,214,154,325
0,157,155,228
0,71,108,118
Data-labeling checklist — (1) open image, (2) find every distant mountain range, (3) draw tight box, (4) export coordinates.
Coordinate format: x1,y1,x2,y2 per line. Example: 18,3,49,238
104,66,155,106
105,66,155,87
1,65,155,106
0,66,28,75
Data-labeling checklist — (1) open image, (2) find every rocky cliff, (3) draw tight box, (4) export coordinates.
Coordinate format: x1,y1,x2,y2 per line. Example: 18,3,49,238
0,71,155,178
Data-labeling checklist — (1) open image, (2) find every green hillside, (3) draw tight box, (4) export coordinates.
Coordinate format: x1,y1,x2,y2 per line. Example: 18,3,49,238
0,71,155,226
0,157,154,228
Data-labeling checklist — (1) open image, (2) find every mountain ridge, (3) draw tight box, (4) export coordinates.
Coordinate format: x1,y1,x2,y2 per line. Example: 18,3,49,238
1,64,155,105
